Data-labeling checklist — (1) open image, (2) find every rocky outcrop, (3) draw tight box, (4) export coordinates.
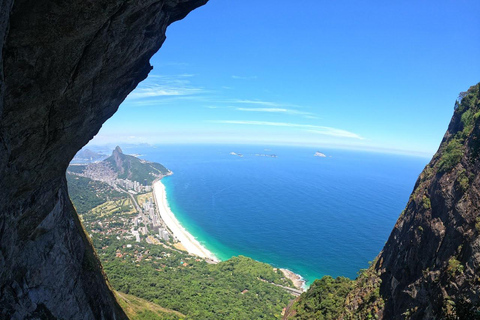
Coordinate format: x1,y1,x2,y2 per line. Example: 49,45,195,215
0,0,207,318
343,83,480,319
291,84,480,320
111,146,126,176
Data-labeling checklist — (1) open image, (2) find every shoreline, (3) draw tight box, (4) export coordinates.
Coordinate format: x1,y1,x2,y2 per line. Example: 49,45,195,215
280,268,307,291
153,179,219,262
153,179,308,290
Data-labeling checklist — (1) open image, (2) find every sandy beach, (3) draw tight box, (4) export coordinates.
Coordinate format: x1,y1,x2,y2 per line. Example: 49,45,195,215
153,180,218,261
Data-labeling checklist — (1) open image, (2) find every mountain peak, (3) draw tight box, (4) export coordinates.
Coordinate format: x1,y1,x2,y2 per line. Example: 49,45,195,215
114,146,123,155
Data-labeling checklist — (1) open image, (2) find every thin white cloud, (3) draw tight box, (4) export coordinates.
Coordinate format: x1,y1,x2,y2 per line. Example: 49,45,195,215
229,99,307,109
126,74,204,100
210,120,363,139
236,107,288,112
128,86,203,99
235,107,313,116
232,75,258,80
126,95,210,107
306,129,363,139
231,99,283,107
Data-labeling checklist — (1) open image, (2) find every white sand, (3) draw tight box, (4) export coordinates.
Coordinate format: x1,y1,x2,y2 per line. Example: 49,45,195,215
153,180,218,261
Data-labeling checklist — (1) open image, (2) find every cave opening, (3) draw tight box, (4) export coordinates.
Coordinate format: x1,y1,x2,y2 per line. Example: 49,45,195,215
64,1,441,318
2,0,479,318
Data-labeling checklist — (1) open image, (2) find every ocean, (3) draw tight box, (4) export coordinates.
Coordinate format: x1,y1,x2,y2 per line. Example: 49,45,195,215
122,144,428,286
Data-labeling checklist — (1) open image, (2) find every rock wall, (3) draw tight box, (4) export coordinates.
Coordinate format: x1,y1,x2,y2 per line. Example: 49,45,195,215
375,84,480,319
0,0,207,318
342,84,480,319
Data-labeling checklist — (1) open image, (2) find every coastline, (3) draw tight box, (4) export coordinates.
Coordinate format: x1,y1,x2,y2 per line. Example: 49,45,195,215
281,268,307,291
153,179,218,262
153,178,307,290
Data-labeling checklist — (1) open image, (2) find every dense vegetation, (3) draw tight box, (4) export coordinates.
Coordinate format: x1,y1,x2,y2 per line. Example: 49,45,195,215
68,174,296,319
105,151,170,184
290,276,353,319
437,84,480,173
101,240,294,319
66,173,123,214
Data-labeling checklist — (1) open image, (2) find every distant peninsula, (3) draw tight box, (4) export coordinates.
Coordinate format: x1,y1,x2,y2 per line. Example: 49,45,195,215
72,148,108,162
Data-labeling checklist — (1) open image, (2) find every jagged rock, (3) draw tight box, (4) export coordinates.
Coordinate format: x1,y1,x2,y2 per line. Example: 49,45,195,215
0,0,207,318
343,84,480,320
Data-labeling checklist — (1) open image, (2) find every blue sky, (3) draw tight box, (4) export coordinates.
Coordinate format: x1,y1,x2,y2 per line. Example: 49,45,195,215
90,0,480,157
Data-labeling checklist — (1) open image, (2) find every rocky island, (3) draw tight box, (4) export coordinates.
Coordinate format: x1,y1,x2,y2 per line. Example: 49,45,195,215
230,151,244,157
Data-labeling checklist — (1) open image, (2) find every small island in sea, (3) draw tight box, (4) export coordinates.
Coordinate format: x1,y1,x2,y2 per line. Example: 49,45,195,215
255,153,277,158
229,151,243,157
314,151,327,157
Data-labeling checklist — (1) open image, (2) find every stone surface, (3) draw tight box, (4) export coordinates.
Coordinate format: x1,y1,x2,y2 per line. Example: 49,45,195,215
0,0,207,318
343,84,480,319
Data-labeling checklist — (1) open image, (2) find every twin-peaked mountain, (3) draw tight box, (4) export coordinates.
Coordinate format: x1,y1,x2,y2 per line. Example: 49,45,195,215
68,146,171,186
104,146,171,185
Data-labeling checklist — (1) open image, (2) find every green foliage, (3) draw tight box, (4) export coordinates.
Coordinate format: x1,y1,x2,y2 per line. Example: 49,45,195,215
475,217,480,232
150,162,170,176
447,258,464,277
437,83,480,170
102,243,293,319
66,174,123,214
217,256,293,286
438,139,464,173
69,178,294,320
456,170,470,193
105,152,170,185
292,276,354,320
422,196,432,210
461,109,474,135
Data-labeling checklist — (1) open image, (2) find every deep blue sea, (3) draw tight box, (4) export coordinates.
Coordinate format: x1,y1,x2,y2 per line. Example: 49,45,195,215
122,144,428,286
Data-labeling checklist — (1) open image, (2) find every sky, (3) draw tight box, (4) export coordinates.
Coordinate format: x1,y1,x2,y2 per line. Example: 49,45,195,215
90,0,480,157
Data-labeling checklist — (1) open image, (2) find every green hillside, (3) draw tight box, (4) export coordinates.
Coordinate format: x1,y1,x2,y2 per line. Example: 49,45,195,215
67,171,297,319
104,146,170,184
66,173,124,214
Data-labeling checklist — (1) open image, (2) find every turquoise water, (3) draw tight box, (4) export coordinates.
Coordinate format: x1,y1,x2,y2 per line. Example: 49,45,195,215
127,145,428,286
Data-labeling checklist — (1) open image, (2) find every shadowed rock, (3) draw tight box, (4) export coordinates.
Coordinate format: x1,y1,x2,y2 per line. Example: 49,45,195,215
0,0,207,318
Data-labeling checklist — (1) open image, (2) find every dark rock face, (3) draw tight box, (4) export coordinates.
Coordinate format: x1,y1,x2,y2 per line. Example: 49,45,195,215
375,84,480,319
343,84,480,319
0,0,207,318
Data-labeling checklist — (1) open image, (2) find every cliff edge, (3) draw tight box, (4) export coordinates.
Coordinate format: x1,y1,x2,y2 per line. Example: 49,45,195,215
0,1,207,318
368,83,480,319
290,83,480,320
